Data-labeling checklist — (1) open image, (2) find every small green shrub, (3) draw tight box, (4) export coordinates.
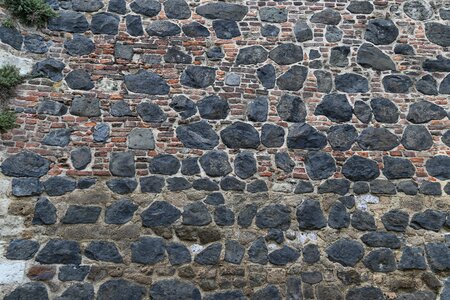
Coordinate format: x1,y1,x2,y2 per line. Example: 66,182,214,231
0,110,16,132
3,0,57,27
2,18,14,28
0,65,23,89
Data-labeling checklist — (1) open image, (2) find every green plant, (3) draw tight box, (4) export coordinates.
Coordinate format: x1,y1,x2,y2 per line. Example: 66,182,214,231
2,18,14,28
0,110,16,132
3,0,57,27
0,65,23,89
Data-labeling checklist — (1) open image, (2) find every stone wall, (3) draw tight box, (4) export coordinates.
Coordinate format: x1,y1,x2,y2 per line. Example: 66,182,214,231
0,0,450,299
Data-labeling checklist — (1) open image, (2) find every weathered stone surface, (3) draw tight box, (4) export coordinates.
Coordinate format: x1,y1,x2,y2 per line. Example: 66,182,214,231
126,15,144,36
420,181,442,195
166,243,191,266
56,283,94,300
371,98,399,123
269,246,300,265
181,66,216,88
354,100,372,123
425,243,450,271
277,66,308,91
411,209,446,231
440,74,450,94
342,155,379,181
6,239,39,260
195,243,222,265
131,237,165,264
327,124,358,151
297,200,326,230
128,128,155,150
212,20,240,39
182,22,210,37
137,102,166,123
394,43,415,55
326,238,364,267
287,123,327,150
200,150,232,177
363,248,397,272
443,130,450,147
37,100,68,116
221,176,244,191
176,121,219,150
303,244,320,264
221,122,260,149
416,75,438,95
125,70,170,95
33,197,57,225
357,43,396,71
315,93,352,122
238,204,257,228
61,205,101,224
1,151,50,177
183,202,211,226
36,239,81,264
58,265,90,282
260,7,287,23
347,1,374,14
181,158,200,175
70,96,101,117
48,11,89,33
224,240,245,265
277,94,307,122
326,25,343,42
32,58,66,81
44,176,77,196
346,287,384,300
423,55,450,72
72,0,104,12
314,70,333,93
115,43,134,61
205,290,246,300
361,232,401,249
234,152,257,179
164,48,192,64
358,127,399,150
214,205,235,226
305,151,335,180
269,43,303,65
93,123,110,143
91,12,120,35
404,0,433,20
70,147,91,170
248,237,268,264
328,202,350,229
398,246,427,270
311,8,341,25
236,46,268,65
370,179,396,195
353,182,370,195
382,156,415,179
246,96,268,122
0,26,23,50
12,178,42,197
141,201,181,227
256,204,291,230
42,128,72,147
383,75,413,93
335,73,369,93
4,282,49,300
85,241,122,263
351,210,376,231
318,179,350,195
275,152,295,173
261,124,285,148
105,199,138,225
330,46,350,67
24,34,48,54
130,0,161,17
294,21,313,42
108,0,126,14
149,154,180,175
365,19,398,45
257,64,276,89
401,125,433,150
196,3,248,21
109,152,135,177
169,95,196,119
407,100,447,123
425,22,450,47
98,279,145,300
164,0,191,19
397,180,419,195
192,178,219,191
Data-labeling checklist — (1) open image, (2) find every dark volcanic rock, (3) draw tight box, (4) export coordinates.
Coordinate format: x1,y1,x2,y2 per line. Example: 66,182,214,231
36,239,81,264
346,287,384,300
181,66,216,88
275,152,295,173
105,199,138,224
326,238,364,267
361,232,401,249
58,265,90,281
423,55,450,72
314,70,333,93
128,128,155,150
257,64,276,89
164,0,191,19
256,204,291,230
32,58,65,81
176,121,219,150
326,25,343,42
327,124,358,151
182,202,211,226
404,0,433,20
0,26,23,50
234,151,257,179
347,1,374,14
399,246,427,270
12,178,42,197
382,156,415,179
197,95,229,119
397,180,419,195
261,124,285,148
1,151,50,178
351,210,376,231
33,197,57,225
357,127,400,150
303,244,320,264
407,100,447,123
381,209,409,232
294,21,313,42
126,15,144,36
214,205,235,226
61,205,101,224
425,243,450,272
365,19,399,45
200,150,232,177
71,147,91,170
236,46,268,65
328,202,350,229
354,100,372,123
371,98,399,123
212,20,240,39
383,75,413,93
164,48,192,64
370,179,396,195
72,0,104,12
137,102,166,123
357,43,396,71
277,94,307,122
440,74,450,94
196,2,248,21
411,209,446,231
98,279,145,300
269,43,303,65
425,22,450,47
130,0,161,16
310,8,341,25
70,96,101,117
85,241,122,263
248,237,268,264
297,199,327,230
37,100,68,116
150,279,201,300
141,201,180,227
260,7,287,23
109,152,135,177
6,239,40,260
42,128,72,147
315,93,352,122
4,282,49,300
44,176,76,196
131,237,165,264
91,12,120,35
125,70,170,95
330,46,350,67
169,95,197,119
149,154,180,175
24,34,48,54
166,243,191,266
416,75,439,95
277,66,308,91
220,122,260,149
195,243,222,265
48,11,89,33
269,246,300,265
363,248,397,272
182,22,210,37
318,179,350,195
247,96,268,122
401,125,433,150
394,43,415,55
305,151,336,180
108,0,127,14
419,181,442,195
287,123,327,150
65,69,94,90
335,73,369,93
220,176,245,191
146,21,181,37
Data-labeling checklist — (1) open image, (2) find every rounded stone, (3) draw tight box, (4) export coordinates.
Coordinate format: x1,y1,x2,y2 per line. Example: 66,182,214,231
315,93,353,122
277,94,307,123
256,204,291,230
426,155,450,180
363,248,397,273
407,100,447,124
287,123,327,150
220,122,260,149
326,238,364,267
137,102,167,123
141,201,181,227
128,128,155,150
65,69,94,90
234,151,257,179
371,98,399,123
335,73,369,93
401,125,433,151
383,75,413,93
342,155,380,182
327,124,358,151
404,0,433,20
364,19,399,45
236,45,268,65
149,154,180,175
296,199,327,230
125,70,170,95
130,0,161,17
164,0,191,19
97,279,145,300
261,124,285,148
182,202,211,226
310,8,341,25
269,43,303,65
357,127,400,151
1,151,50,178
305,151,336,180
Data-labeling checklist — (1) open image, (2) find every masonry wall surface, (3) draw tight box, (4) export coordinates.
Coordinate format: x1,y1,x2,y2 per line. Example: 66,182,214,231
1,0,450,299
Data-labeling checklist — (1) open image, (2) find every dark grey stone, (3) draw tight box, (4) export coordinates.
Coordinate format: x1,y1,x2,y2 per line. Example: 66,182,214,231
248,237,268,264
37,100,68,116
335,73,369,93
164,0,190,19
397,180,419,195
181,66,216,88
0,26,23,50
297,199,326,230
328,202,350,229
200,150,232,177
105,199,138,224
247,96,268,122
65,69,94,90
61,205,101,224
176,121,219,150
71,147,91,170
294,21,312,42
56,283,94,300
443,130,450,147
204,193,225,206
370,179,397,195
425,242,450,272
411,209,446,231
182,22,210,37
361,232,401,249
213,20,240,39
257,64,276,89
354,100,372,123
382,156,415,179
287,123,327,150
91,12,120,35
58,265,90,281
363,248,397,272
416,75,438,96
195,243,222,265
44,176,76,196
77,178,96,190
371,98,399,123
407,100,447,123
301,271,322,284
131,237,165,264
339,195,355,209
425,22,450,47
70,96,101,117
234,151,257,179
93,123,110,143
399,246,427,270
326,238,364,267
150,279,200,300
115,43,134,60
305,151,335,180
98,279,145,300
130,0,161,16
42,128,71,147
36,239,81,264
108,0,126,14
261,24,280,37
401,125,433,150
205,290,245,300
277,65,308,91
166,243,191,266
12,178,42,197
141,201,180,227
111,101,133,117
196,2,248,21
183,202,211,226
1,151,50,178
149,154,180,175
346,287,384,300
72,0,104,12
353,181,370,195
4,282,49,300
265,228,284,244
358,127,400,151
303,244,320,264
441,8,450,20
148,19,183,36
383,75,413,93
33,197,57,225
440,74,450,94
181,157,200,176
238,204,257,228
261,124,285,148
252,285,281,300
269,246,300,265
277,94,306,122
126,15,144,36
48,11,89,33
256,204,291,230
326,25,343,42
6,239,39,260
423,55,450,72
275,152,295,173
351,210,376,231
206,46,224,61
318,179,350,195
85,241,122,263
260,7,287,23
214,205,235,226
310,8,341,25
269,43,303,65
32,58,66,81
330,46,350,67
236,46,268,65
192,178,219,191
347,1,374,14
357,43,396,71
109,152,135,177
314,70,333,93
221,122,260,149
394,43,415,55
315,93,352,122
365,19,398,45
137,102,166,123
404,0,433,20
220,176,245,191
327,124,357,151
342,155,380,181
24,34,48,54
420,181,442,196
224,240,245,264
164,47,192,64
125,70,170,95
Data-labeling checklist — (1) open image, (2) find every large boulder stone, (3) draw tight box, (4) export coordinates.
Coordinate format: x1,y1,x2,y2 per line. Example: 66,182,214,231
297,200,327,230
137,102,167,123
124,70,170,95
305,151,336,180
365,19,399,45
170,95,197,119
48,11,89,33
247,96,268,122
141,201,181,227
261,124,285,148
131,237,165,264
425,22,450,47
406,100,447,123
422,55,450,72
314,70,333,93
326,238,364,267
294,21,313,42
146,20,181,37
164,0,191,19
24,34,48,54
1,151,50,177
269,43,303,65
197,95,229,119
319,179,350,195
149,154,180,175
109,152,135,177
269,246,300,265
220,122,260,149
330,46,350,67
277,94,307,123
180,66,216,88
36,239,81,264
398,246,427,270
353,100,372,123
236,46,268,65
382,75,413,93
401,125,433,150
42,128,71,147
130,0,161,17
310,8,341,25
426,155,450,180
276,66,308,91
97,279,145,300
357,127,400,150
287,123,327,150
234,152,257,179
411,209,446,232
176,121,219,150
382,156,415,179
314,93,353,122
65,69,94,90
342,155,380,181
257,64,276,89
327,124,357,151
0,26,23,50
200,150,232,177
196,2,248,21
335,73,369,93
44,176,77,196
212,20,240,39
12,178,42,197
70,96,101,117
91,12,120,35
381,209,409,232
371,98,399,123
108,0,127,14
214,205,235,226
425,243,450,272
128,128,155,150
357,43,396,71
256,204,291,230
